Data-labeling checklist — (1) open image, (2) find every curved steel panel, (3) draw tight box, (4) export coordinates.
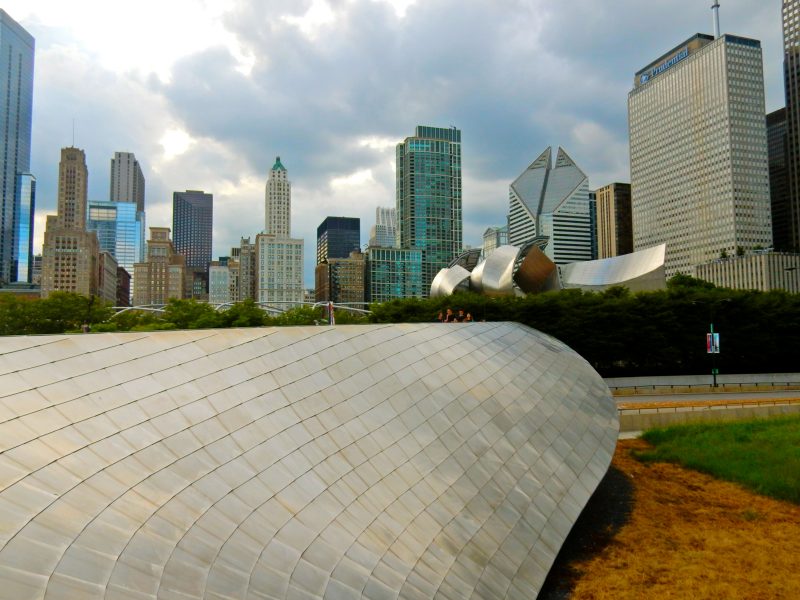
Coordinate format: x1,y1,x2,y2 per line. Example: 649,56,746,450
469,258,486,293
430,267,449,298
515,245,561,293
560,243,666,292
0,324,617,599
480,244,520,296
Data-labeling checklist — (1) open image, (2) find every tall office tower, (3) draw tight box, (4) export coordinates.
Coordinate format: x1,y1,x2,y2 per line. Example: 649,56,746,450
396,126,462,295
368,207,397,247
172,190,213,270
257,157,304,307
109,151,145,212
316,216,360,264
86,200,145,276
784,1,800,250
595,183,633,259
208,261,232,305
768,108,792,250
629,33,772,277
265,156,290,236
0,10,35,284
482,226,508,257
41,148,99,298
97,251,118,304
132,227,185,305
506,147,594,265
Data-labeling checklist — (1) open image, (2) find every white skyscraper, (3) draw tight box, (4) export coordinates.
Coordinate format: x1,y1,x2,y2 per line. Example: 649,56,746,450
257,156,304,307
507,147,594,265
265,156,291,237
369,206,397,247
629,33,772,277
109,151,145,213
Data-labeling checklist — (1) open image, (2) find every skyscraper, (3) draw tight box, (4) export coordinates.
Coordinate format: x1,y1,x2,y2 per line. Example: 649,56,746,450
396,126,462,295
265,156,290,236
257,157,304,307
172,190,213,271
507,147,594,264
316,216,360,264
41,148,99,298
629,33,772,277
369,207,396,248
0,10,35,285
784,0,800,250
767,108,792,250
86,200,145,277
110,151,145,212
595,183,633,259
133,227,185,305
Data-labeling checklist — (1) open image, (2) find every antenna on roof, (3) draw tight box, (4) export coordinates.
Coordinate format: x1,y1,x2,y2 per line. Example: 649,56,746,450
712,1,721,39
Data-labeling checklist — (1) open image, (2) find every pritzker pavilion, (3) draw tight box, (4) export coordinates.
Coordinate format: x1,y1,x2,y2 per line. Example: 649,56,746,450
0,323,617,598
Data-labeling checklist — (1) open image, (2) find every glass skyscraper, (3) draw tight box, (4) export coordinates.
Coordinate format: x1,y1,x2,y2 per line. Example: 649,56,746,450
0,10,35,284
396,126,462,296
173,190,213,270
316,216,360,264
86,200,145,275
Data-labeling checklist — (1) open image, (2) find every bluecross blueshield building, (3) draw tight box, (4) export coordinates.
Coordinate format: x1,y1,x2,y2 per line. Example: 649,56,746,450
0,10,35,285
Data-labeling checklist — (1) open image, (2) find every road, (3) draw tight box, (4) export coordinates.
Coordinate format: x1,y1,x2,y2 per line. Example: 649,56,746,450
615,388,800,405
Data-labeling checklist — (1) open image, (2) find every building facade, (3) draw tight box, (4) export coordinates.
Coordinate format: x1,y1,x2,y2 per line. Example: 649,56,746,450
236,237,256,301
97,251,118,304
172,190,213,271
41,148,99,298
316,216,360,264
695,251,800,292
265,157,290,237
209,262,232,305
396,126,462,295
132,227,185,305
365,247,423,303
784,0,800,250
595,183,633,259
255,234,304,308
768,108,792,250
482,226,508,257
369,207,397,248
116,267,131,307
507,147,594,265
86,200,145,277
629,33,772,277
0,10,35,285
315,250,366,304
109,151,145,212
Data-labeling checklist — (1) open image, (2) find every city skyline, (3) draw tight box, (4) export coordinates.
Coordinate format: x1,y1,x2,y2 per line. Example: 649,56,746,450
4,1,786,287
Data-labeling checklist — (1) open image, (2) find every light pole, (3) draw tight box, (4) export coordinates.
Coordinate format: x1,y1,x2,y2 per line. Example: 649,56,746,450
693,298,731,387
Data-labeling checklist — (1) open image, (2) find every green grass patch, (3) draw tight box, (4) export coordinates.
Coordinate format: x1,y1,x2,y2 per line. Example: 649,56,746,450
635,415,800,504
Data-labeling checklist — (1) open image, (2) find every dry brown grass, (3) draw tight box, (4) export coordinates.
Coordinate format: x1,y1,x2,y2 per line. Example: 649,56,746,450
566,439,800,600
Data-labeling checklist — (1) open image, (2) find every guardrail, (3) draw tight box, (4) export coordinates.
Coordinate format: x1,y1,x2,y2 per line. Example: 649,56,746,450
611,382,800,396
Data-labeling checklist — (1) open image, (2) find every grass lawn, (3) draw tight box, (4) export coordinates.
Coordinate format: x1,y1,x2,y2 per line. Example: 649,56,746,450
635,415,800,504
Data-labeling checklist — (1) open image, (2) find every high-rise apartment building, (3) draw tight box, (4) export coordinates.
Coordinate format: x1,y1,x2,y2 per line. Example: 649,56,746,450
629,33,772,277
365,247,423,303
110,151,145,212
236,237,256,301
396,126,462,295
265,157,290,236
133,227,185,305
595,183,633,259
316,216,360,264
507,147,594,264
172,190,213,270
369,207,396,248
41,148,99,298
0,10,35,285
768,109,791,250
257,157,304,307
784,0,800,250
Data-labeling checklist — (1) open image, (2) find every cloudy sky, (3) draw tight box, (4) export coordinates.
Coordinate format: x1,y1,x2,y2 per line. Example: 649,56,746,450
8,0,786,286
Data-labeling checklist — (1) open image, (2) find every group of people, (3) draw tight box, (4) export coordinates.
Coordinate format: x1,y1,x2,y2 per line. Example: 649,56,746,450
437,308,473,323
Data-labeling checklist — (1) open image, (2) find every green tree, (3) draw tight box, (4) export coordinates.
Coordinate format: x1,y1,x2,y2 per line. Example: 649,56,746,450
162,299,221,329
218,299,267,328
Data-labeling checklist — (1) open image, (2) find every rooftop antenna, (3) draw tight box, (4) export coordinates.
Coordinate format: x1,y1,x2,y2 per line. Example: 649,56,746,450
712,1,721,39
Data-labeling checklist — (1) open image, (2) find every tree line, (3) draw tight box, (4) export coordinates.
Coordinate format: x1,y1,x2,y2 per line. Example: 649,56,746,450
2,275,798,377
